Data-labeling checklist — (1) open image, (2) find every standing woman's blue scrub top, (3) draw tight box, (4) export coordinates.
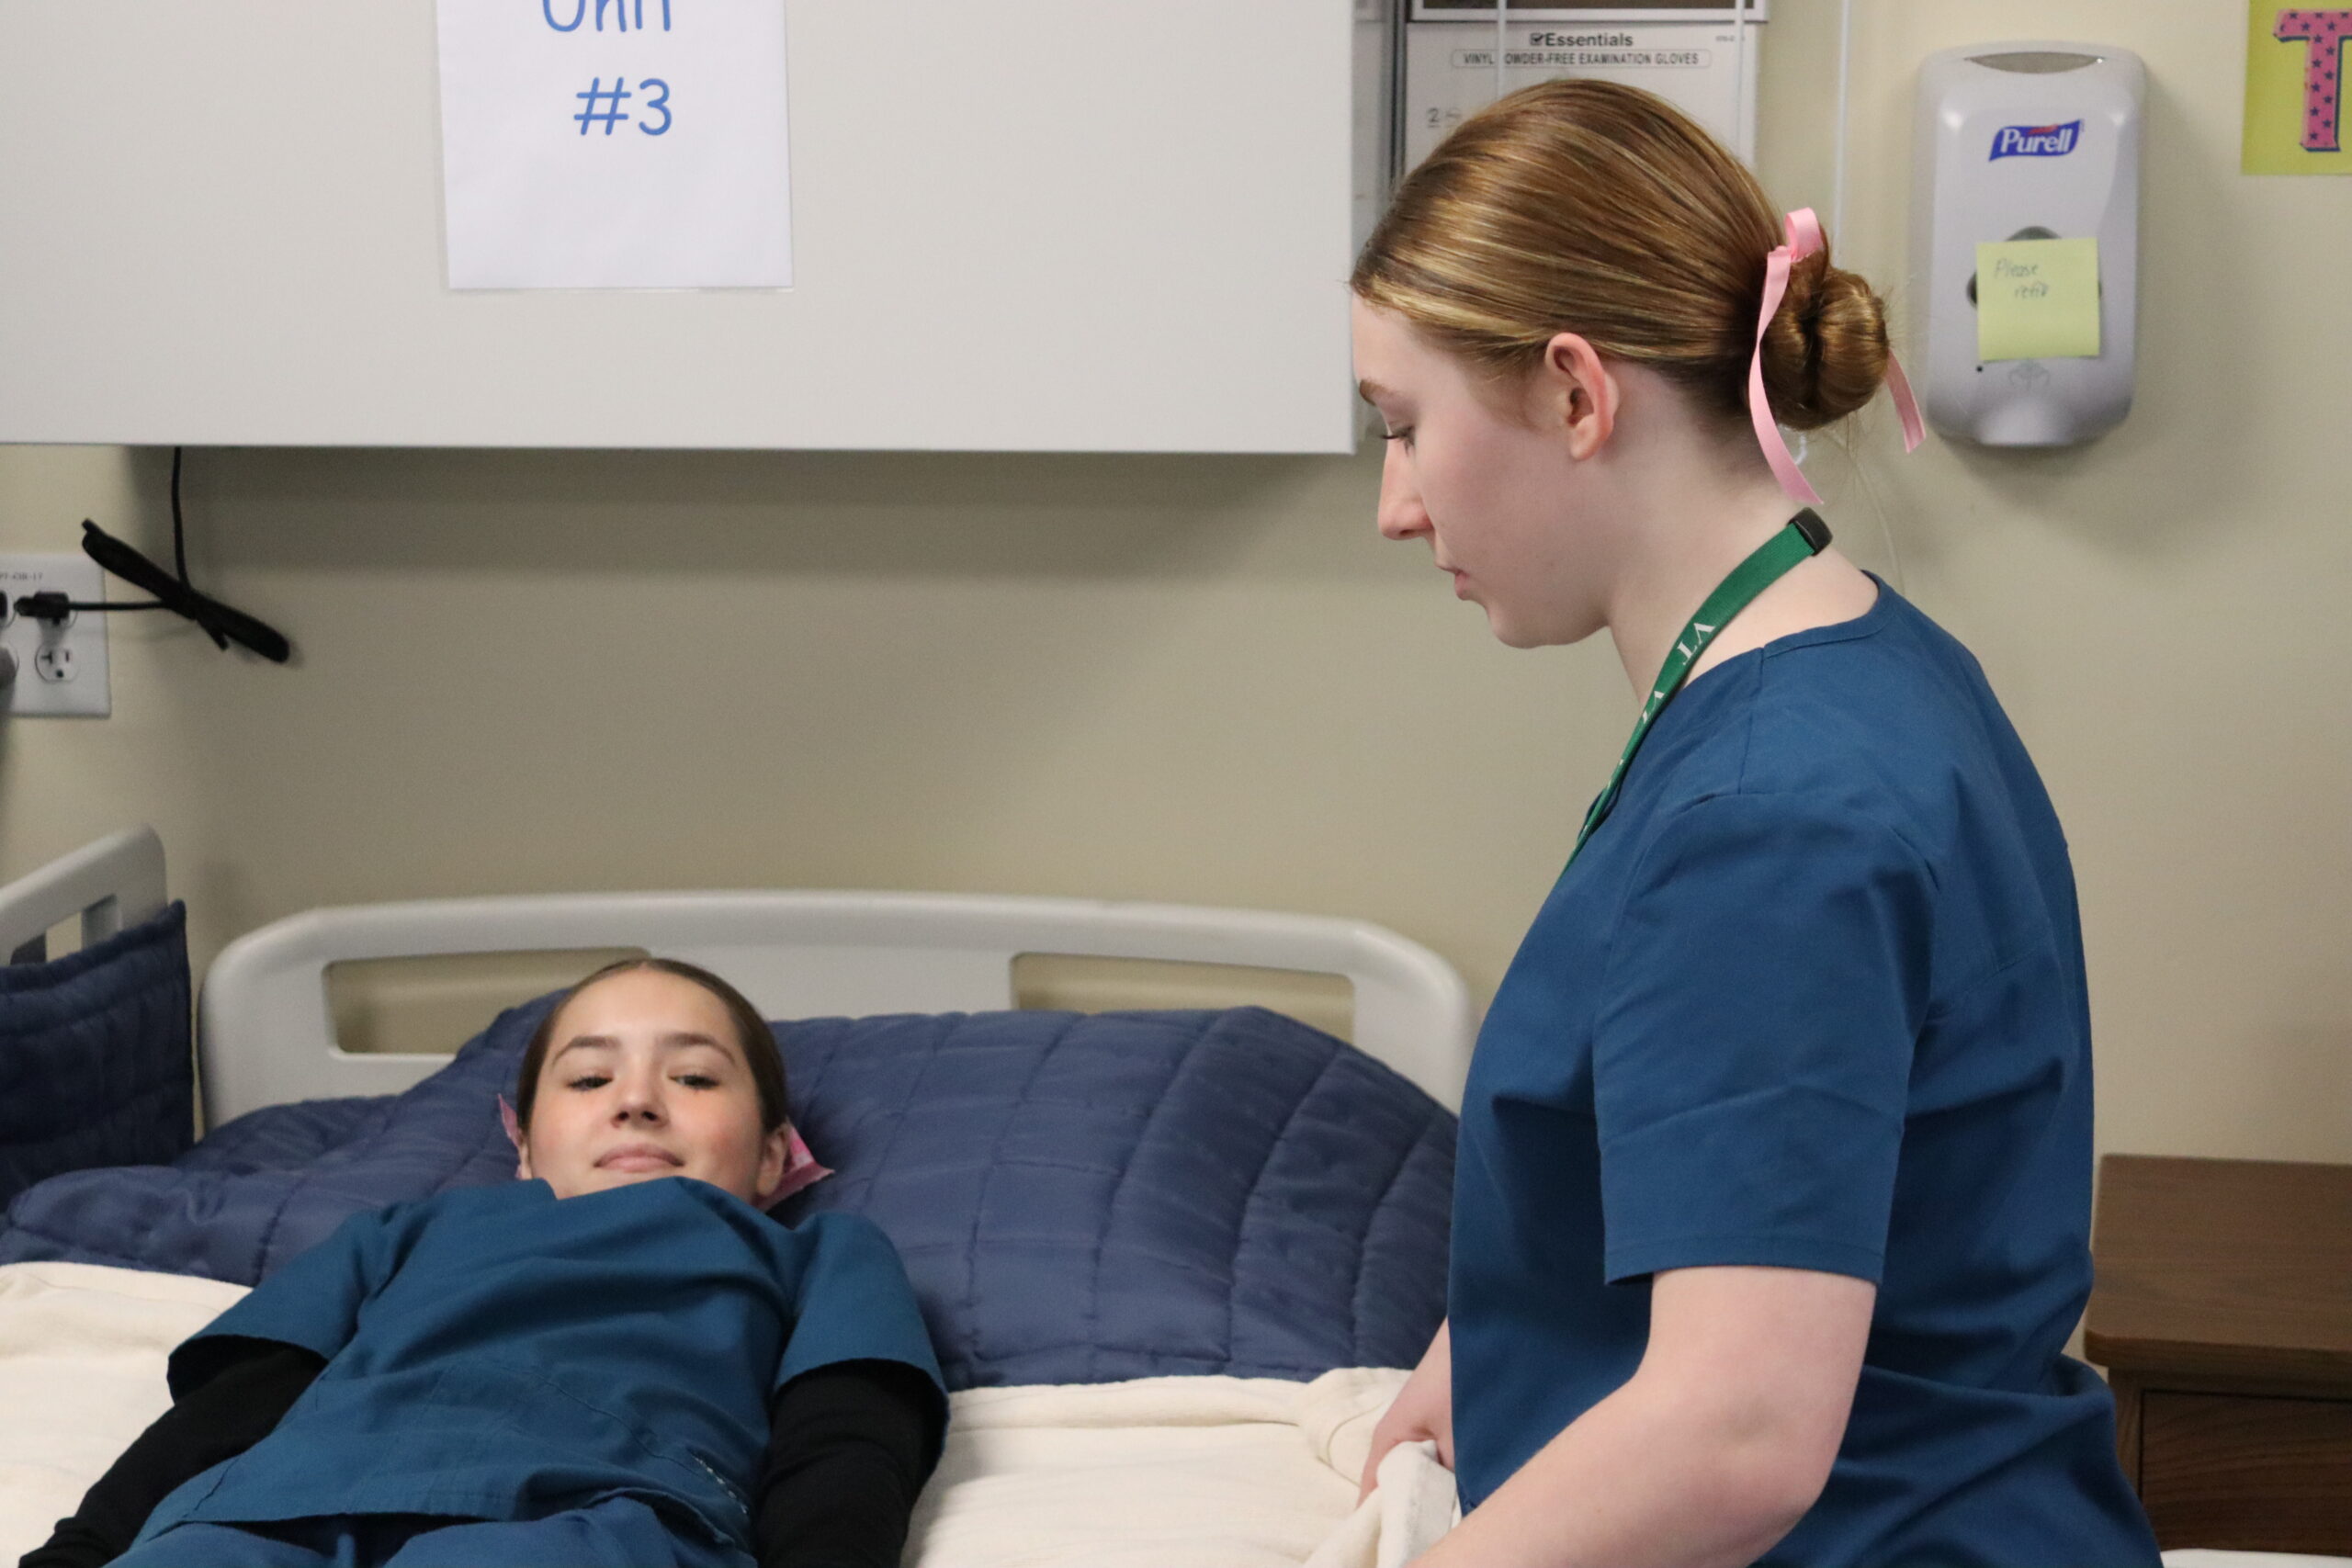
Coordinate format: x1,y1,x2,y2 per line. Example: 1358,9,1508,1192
132,1178,944,1561
1451,583,2160,1567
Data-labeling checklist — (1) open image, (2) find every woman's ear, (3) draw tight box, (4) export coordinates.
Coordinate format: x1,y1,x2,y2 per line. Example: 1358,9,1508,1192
500,1095,532,1180
752,1122,835,1209
752,1122,792,1208
1537,332,1620,460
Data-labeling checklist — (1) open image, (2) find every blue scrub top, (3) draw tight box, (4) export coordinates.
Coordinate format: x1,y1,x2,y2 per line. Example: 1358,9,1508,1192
140,1178,944,1554
1451,584,2158,1567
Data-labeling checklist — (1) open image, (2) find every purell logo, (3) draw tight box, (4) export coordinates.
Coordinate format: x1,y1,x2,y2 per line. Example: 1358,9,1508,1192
1990,119,2082,160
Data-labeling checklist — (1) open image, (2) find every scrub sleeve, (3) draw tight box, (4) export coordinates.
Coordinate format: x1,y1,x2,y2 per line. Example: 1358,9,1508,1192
775,1215,948,1450
1593,795,1928,1286
163,1205,392,1395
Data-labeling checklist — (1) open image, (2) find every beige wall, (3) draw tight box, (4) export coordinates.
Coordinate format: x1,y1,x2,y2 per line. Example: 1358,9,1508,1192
3,0,2346,1162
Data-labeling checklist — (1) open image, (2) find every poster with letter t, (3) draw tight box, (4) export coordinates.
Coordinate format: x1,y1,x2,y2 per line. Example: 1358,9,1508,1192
436,0,793,288
2245,4,2352,173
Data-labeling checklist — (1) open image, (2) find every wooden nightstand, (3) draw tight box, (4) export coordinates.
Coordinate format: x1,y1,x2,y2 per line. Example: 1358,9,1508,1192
2085,1155,2352,1556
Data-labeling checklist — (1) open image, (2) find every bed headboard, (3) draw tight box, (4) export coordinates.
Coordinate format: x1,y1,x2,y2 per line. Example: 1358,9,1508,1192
203,896,1476,1127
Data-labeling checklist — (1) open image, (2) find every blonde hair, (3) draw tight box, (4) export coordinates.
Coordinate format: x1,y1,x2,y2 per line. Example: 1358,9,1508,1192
1352,79,1888,433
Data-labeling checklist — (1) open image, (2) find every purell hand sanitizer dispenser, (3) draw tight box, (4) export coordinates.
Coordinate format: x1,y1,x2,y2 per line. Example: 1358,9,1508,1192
1913,44,2144,446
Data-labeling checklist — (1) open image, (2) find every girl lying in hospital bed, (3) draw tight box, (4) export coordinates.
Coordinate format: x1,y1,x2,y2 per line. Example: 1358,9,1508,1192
20,958,946,1568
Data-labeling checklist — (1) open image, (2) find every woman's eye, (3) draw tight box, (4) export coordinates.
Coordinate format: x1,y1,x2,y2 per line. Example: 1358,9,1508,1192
675,1073,719,1089
1383,427,1415,450
566,1074,610,1091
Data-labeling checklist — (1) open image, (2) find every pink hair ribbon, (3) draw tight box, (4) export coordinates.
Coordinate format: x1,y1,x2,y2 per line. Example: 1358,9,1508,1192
1747,208,1927,507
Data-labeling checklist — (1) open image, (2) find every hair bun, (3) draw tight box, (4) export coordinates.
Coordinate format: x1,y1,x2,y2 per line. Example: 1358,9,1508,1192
1758,253,1890,431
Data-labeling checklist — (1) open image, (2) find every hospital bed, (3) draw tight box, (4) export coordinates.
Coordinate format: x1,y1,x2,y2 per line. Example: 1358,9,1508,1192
0,827,1473,1566
5,832,2326,1568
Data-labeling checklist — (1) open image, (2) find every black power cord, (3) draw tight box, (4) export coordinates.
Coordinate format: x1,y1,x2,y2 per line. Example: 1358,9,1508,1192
11,448,292,663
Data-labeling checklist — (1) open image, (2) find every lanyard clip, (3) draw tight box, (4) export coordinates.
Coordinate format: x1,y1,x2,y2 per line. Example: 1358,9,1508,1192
1790,508,1834,555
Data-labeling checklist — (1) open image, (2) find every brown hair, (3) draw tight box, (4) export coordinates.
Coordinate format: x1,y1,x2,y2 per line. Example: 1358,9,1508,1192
1352,78,1888,433
513,957,790,1134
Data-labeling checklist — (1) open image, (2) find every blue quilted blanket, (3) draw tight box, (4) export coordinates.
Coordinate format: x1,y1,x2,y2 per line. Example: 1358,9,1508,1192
1,998,1453,1389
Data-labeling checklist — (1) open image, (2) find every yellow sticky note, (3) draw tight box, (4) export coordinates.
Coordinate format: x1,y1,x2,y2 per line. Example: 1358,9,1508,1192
2244,2,2352,175
1975,238,2101,362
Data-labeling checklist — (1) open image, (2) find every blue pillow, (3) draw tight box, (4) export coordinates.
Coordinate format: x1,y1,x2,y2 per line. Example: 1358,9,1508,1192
779,1008,1455,1385
2,995,1453,1387
0,901,194,1204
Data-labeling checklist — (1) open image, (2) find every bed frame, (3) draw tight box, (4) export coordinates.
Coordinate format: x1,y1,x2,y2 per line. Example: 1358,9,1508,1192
0,826,168,966
1,827,1476,1125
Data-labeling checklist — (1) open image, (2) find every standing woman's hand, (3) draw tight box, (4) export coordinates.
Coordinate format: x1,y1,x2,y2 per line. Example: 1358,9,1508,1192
1360,1319,1453,1500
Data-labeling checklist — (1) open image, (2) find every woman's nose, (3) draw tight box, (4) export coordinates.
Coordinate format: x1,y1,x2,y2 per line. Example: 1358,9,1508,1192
1375,442,1430,542
611,1071,666,1123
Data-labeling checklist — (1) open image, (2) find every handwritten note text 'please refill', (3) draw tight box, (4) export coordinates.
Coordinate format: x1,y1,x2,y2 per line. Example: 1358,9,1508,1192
1975,238,2101,362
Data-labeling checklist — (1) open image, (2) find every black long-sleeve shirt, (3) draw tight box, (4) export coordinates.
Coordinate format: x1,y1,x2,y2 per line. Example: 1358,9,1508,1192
20,1337,943,1568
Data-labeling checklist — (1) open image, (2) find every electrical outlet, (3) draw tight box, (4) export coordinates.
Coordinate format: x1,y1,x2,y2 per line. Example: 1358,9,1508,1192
0,554,110,717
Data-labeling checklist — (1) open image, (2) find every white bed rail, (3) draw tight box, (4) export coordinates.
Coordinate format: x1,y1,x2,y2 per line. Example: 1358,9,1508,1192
200,891,1476,1125
0,826,167,964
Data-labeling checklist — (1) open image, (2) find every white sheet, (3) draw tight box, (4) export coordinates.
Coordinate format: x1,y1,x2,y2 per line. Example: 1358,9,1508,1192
0,1261,1457,1567
0,1262,248,1557
915,1370,1456,1568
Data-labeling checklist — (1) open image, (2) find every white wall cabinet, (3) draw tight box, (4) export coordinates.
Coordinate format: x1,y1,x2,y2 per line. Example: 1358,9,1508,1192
0,2,1362,452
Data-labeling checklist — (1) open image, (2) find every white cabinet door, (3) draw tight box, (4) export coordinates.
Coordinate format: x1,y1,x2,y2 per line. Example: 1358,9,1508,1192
0,1,1358,453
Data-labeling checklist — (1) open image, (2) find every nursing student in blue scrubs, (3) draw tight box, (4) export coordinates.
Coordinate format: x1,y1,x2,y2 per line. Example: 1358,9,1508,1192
1349,81,2159,1568
24,958,944,1568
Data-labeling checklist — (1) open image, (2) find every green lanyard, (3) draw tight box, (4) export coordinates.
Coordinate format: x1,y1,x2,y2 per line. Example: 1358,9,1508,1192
1569,509,1832,864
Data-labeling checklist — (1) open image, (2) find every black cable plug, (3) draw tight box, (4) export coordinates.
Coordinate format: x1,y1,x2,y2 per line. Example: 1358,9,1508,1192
14,589,175,624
